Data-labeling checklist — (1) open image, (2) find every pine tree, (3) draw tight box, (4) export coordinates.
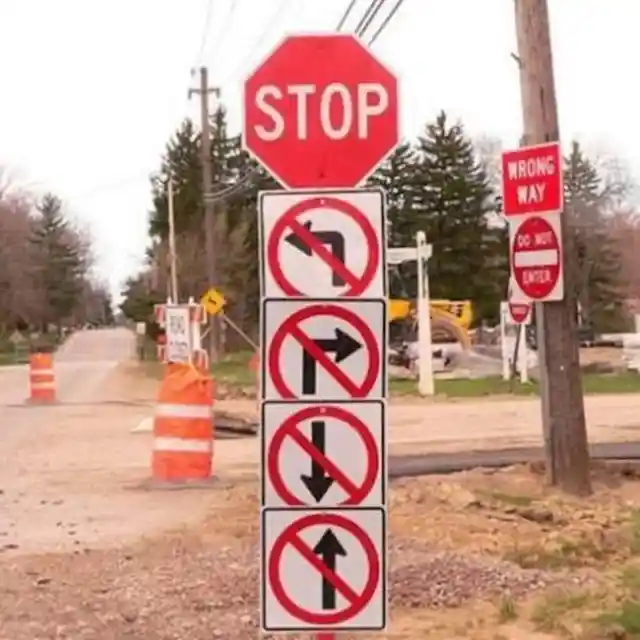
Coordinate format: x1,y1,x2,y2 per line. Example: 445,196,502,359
368,140,419,247
412,111,507,323
564,142,627,331
30,193,85,329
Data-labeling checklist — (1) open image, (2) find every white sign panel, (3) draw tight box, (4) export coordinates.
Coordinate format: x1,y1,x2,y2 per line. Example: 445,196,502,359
165,306,192,364
261,506,387,632
259,189,387,298
261,298,387,401
261,400,386,508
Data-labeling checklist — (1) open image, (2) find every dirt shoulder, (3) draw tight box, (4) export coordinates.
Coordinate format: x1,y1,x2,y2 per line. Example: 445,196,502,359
4,465,640,638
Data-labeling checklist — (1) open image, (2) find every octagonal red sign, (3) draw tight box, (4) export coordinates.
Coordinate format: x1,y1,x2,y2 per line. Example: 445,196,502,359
242,33,399,189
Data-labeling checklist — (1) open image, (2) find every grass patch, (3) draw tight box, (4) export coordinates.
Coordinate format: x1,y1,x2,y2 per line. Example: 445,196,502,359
531,590,592,633
0,332,62,366
505,537,608,570
210,350,256,387
628,510,640,555
596,600,640,635
497,595,518,623
477,489,534,507
620,565,640,592
390,371,640,398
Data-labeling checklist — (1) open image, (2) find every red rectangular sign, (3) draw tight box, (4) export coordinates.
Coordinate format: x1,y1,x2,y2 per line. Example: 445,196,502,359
500,142,563,217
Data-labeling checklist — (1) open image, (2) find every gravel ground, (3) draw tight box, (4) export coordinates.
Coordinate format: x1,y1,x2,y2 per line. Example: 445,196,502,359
0,483,556,640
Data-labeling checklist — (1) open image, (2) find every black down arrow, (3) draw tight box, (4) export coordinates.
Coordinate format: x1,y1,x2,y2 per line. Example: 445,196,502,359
313,528,347,610
302,328,362,396
300,420,334,502
285,221,346,287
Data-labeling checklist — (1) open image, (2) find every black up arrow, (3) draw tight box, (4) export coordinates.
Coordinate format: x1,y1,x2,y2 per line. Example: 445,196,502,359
313,529,347,610
285,221,346,286
302,328,362,395
300,421,334,502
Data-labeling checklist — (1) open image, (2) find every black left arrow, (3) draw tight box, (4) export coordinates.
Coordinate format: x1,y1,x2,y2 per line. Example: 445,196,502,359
313,528,347,610
300,420,334,502
302,328,362,395
285,221,346,286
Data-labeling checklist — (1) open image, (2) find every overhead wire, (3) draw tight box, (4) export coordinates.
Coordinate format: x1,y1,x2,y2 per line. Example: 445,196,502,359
207,0,241,67
355,0,386,36
336,0,359,31
194,0,216,68
219,0,293,86
367,0,407,45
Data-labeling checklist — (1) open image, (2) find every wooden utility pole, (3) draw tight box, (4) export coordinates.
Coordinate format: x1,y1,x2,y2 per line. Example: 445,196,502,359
189,67,220,362
513,0,592,495
167,176,179,304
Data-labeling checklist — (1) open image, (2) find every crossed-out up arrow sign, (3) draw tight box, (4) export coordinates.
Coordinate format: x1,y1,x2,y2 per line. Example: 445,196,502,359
285,222,346,287
314,528,347,610
302,328,362,395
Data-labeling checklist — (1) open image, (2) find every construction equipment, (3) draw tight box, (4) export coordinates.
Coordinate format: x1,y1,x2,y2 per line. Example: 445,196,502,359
388,260,472,351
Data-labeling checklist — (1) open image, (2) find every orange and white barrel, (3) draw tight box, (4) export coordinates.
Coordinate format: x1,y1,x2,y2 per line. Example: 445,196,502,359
151,363,214,482
28,353,56,403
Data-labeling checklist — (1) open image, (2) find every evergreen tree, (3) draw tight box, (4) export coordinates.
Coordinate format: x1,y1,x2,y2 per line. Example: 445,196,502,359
564,142,627,331
30,193,85,329
368,140,419,247
411,111,507,323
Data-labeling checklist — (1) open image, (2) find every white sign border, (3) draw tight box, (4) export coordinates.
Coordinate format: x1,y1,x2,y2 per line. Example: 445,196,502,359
258,187,388,299
260,399,388,508
260,505,388,632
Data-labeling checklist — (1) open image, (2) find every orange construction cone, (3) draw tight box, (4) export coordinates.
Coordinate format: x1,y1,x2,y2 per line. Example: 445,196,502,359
28,352,56,403
151,363,214,483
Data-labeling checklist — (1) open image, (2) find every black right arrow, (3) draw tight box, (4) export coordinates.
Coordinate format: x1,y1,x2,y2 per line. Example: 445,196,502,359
313,528,347,610
302,328,362,395
285,221,346,286
300,420,334,502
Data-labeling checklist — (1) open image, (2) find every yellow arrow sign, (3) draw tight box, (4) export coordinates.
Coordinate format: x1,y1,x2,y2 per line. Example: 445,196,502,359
200,287,226,316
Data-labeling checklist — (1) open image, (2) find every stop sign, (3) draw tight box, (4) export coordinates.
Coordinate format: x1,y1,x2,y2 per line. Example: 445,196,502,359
511,215,562,301
242,33,399,189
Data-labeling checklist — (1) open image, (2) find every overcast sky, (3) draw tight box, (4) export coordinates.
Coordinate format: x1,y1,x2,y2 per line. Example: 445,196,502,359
0,0,637,302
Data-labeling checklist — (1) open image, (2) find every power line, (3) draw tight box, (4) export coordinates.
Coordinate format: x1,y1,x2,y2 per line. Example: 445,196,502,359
219,0,292,86
368,0,407,45
336,0,359,31
355,0,385,37
194,0,216,67
208,0,241,65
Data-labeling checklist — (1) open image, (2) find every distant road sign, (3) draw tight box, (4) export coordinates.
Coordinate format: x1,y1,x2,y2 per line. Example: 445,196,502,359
510,214,564,302
201,287,226,316
260,189,387,298
243,34,399,188
501,142,563,217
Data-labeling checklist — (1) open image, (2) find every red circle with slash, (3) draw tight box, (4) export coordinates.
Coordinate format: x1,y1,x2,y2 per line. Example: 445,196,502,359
268,512,380,625
267,196,380,296
268,303,380,399
268,404,379,506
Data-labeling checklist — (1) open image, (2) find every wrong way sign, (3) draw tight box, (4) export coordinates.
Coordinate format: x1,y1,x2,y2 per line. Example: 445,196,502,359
261,298,387,400
261,400,386,508
261,507,387,631
260,189,387,298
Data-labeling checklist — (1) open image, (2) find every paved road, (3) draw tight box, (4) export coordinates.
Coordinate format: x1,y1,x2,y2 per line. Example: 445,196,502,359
0,328,134,407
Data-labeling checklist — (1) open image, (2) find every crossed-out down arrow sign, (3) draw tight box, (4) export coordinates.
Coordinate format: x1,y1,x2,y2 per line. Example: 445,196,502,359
300,420,335,502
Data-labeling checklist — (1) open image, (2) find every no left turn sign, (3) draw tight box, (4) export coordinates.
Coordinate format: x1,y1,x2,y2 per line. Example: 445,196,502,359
260,189,387,298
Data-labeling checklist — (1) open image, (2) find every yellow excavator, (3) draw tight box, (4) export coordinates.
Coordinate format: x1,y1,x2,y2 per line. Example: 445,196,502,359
388,264,473,351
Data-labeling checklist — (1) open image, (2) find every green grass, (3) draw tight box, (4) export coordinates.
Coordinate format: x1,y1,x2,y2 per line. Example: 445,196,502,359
391,372,640,398
138,346,640,399
0,332,63,366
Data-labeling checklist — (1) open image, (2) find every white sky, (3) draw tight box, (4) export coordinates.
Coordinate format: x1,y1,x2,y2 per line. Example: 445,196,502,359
0,0,637,302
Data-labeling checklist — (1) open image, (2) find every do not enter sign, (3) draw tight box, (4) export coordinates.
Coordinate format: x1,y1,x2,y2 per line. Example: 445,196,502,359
509,214,564,302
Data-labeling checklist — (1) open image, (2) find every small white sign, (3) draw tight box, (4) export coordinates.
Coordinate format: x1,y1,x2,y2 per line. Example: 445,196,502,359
261,506,387,632
261,400,386,508
259,189,387,298
261,298,387,401
165,306,192,364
